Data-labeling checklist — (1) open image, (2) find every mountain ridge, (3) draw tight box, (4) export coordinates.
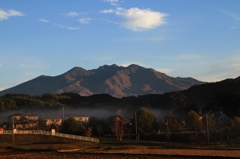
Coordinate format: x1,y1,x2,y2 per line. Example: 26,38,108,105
0,64,204,97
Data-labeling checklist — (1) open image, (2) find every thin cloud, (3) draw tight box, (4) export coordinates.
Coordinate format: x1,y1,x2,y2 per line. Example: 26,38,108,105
39,18,49,23
101,7,167,31
100,9,115,14
0,9,24,20
78,18,92,24
65,11,80,17
103,0,119,6
55,24,80,30
39,14,82,30
0,63,2,68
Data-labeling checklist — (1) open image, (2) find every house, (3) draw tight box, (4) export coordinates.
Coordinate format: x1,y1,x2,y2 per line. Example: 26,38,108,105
26,113,39,121
68,116,89,123
8,113,39,129
45,119,62,127
25,113,39,128
213,111,229,121
8,113,25,129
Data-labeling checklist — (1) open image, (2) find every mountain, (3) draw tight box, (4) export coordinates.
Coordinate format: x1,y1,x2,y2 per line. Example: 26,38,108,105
0,64,204,97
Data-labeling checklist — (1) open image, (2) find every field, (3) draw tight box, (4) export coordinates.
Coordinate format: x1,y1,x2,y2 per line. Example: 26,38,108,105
0,138,240,158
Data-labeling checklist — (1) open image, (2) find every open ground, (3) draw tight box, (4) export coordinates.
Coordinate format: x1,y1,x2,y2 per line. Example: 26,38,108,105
0,136,239,159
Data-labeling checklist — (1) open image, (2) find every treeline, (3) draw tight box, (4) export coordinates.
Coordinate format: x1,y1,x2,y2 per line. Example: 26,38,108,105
0,92,122,111
1,86,240,118
0,92,185,112
8,107,239,144
59,108,240,143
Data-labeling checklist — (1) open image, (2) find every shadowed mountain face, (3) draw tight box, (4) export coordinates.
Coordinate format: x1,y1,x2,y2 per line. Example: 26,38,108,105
0,64,204,97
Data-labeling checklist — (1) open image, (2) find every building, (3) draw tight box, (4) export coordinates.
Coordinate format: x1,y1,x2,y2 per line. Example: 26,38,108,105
67,116,89,123
45,118,62,127
8,113,39,129
73,116,89,123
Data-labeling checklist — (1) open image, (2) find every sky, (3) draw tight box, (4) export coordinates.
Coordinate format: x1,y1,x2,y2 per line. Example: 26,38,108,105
0,0,240,91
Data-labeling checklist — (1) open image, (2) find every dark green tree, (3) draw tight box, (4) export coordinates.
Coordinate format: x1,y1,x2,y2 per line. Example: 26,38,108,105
88,117,105,136
135,108,156,135
61,117,86,135
0,98,17,111
38,118,47,130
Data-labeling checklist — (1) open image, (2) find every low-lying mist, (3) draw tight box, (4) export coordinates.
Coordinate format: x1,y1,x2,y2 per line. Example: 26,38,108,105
0,107,168,123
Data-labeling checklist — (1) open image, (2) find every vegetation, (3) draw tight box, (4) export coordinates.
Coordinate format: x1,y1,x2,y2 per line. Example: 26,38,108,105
1,76,240,118
185,110,202,130
61,117,86,135
135,108,156,135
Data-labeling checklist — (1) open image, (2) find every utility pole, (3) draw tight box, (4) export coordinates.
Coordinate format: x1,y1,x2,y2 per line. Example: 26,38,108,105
12,116,14,147
166,119,170,146
135,111,138,141
166,119,169,134
206,115,210,143
62,106,65,122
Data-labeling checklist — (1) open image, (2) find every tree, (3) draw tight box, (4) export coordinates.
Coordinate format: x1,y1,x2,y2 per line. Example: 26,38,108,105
202,114,215,130
88,117,105,136
111,116,127,141
164,113,182,131
231,116,240,135
38,118,47,130
135,108,156,135
0,98,17,111
85,127,92,137
61,117,86,135
202,114,215,143
185,110,202,130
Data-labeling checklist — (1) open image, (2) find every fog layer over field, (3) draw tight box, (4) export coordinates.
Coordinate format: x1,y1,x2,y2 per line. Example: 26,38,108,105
0,107,168,123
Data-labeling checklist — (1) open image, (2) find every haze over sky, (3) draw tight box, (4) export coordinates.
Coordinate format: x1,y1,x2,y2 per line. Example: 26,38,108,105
0,0,240,91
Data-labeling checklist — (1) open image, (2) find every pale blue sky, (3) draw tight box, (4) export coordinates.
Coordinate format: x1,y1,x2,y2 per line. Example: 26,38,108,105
1,0,240,91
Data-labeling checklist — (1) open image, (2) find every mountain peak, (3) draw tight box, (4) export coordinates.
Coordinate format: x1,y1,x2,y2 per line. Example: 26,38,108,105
97,64,119,69
121,64,145,74
64,67,92,80
127,64,141,67
66,67,89,74
0,64,205,97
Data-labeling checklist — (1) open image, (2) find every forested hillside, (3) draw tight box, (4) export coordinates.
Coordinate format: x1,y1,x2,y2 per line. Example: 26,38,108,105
0,76,240,118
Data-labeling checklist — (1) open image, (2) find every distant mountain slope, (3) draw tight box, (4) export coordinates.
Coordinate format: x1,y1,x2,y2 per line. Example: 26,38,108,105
0,64,204,97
